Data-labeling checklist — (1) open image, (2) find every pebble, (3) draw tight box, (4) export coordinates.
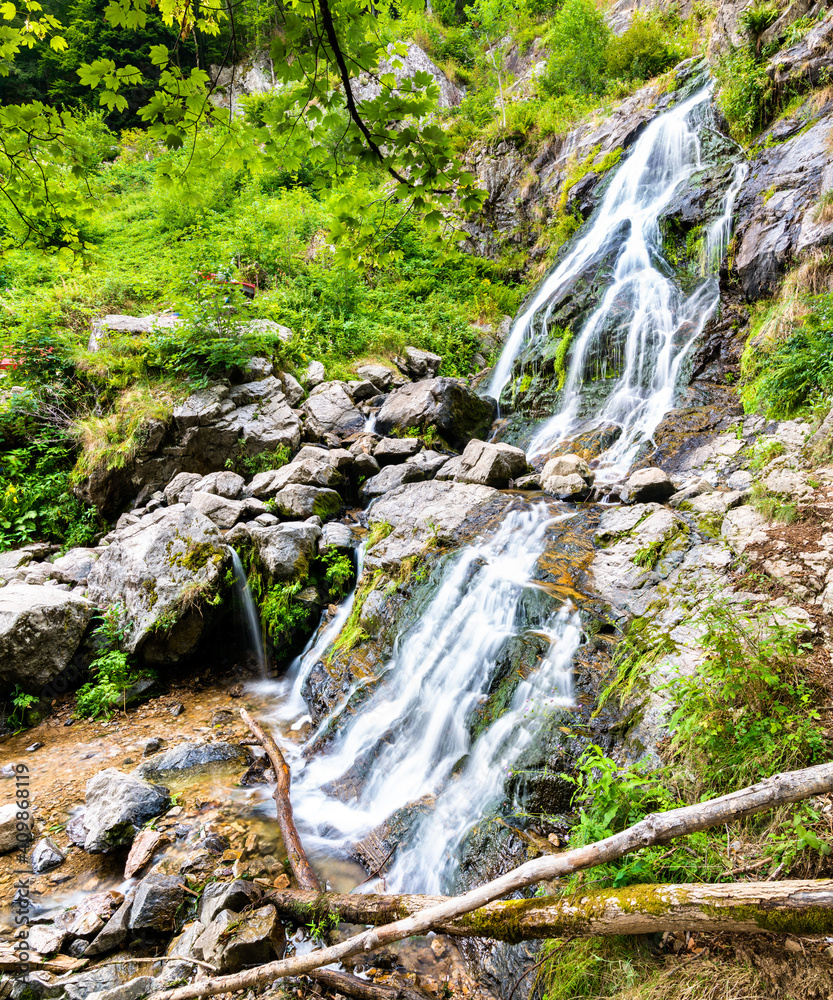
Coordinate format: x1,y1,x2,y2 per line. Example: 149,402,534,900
26,742,44,752
170,704,185,717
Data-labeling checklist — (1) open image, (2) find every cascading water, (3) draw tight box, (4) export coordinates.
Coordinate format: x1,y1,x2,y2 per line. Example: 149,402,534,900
228,548,267,675
283,506,581,882
488,86,747,479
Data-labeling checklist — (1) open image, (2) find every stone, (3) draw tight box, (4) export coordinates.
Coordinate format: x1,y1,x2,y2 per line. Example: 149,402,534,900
397,346,442,380
688,490,745,516
356,364,395,391
85,891,136,957
354,452,381,478
31,837,66,874
669,477,714,507
514,473,541,490
88,312,181,352
188,491,244,528
194,471,246,498
133,741,250,780
29,923,67,955
49,548,99,585
83,769,170,853
320,523,353,551
452,439,528,487
374,378,496,449
193,904,284,973
56,890,124,939
0,585,93,692
761,468,813,499
0,801,33,854
374,437,422,464
244,356,273,380
541,453,594,483
66,813,89,848
164,472,203,505
198,879,260,923
303,382,365,440
304,360,326,387
359,463,426,501
272,485,342,520
249,522,322,580
242,318,292,343
406,449,450,478
129,873,185,932
620,467,675,504
124,829,168,879
86,507,228,662
351,41,462,109
726,469,753,491
540,472,592,502
87,977,161,1000
347,379,378,401
249,455,345,497
279,371,305,407
721,505,770,555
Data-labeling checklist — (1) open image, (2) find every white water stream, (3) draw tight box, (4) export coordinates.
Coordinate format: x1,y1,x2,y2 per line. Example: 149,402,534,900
488,87,746,479
229,548,267,675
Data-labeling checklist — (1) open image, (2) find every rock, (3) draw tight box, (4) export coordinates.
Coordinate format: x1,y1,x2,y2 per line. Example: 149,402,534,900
88,312,181,352
124,828,167,878
669,477,714,507
86,976,161,1000
56,890,124,939
129,873,185,932
85,891,135,956
359,463,426,501
406,449,450,478
0,585,93,692
193,904,284,973
620,467,675,504
374,378,496,449
31,837,66,874
303,382,365,440
279,371,305,407
514,473,541,489
541,454,594,483
347,379,378,401
244,356,273,380
374,437,422,464
198,879,260,923
86,507,228,662
0,801,33,854
243,318,292,343
188,491,244,528
164,472,203,505
66,813,89,848
30,923,67,955
249,455,345,497
351,41,462,109
83,769,170,853
721,505,770,555
452,439,528,487
194,470,246,498
50,548,99,585
397,346,442,380
320,523,353,551
133,741,250,779
249,522,322,580
354,452,381,478
356,364,395,391
688,490,745,515
761,468,813,499
540,473,592,502
304,360,326,387
272,484,342,520
726,469,753,491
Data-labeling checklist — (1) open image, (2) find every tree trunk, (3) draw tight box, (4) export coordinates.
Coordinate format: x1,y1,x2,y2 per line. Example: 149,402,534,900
268,880,833,940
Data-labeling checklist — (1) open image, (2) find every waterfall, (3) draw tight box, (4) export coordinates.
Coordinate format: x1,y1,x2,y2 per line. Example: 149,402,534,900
488,86,747,479
285,505,581,877
228,548,267,675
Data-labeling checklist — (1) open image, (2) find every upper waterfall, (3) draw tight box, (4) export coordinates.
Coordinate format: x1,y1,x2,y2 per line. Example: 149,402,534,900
489,85,747,479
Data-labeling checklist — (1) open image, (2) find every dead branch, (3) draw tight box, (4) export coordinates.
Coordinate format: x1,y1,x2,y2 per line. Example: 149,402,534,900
240,708,321,891
148,759,833,1000
310,969,427,1000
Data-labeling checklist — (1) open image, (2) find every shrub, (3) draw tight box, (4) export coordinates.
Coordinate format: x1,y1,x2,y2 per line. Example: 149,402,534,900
76,650,155,718
605,14,682,82
714,46,774,141
261,582,312,649
541,0,610,97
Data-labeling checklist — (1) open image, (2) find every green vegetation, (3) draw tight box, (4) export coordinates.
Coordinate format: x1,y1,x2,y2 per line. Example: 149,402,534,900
261,582,313,649
8,686,37,730
75,649,155,718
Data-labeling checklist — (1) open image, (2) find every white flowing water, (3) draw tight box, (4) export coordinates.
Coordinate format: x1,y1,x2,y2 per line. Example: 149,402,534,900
488,87,747,479
284,506,580,873
228,548,267,675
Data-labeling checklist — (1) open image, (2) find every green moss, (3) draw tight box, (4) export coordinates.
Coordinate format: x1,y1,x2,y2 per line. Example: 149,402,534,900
367,520,393,550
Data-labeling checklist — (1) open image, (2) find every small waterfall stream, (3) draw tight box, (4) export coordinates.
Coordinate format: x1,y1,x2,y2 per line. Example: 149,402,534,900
228,548,267,675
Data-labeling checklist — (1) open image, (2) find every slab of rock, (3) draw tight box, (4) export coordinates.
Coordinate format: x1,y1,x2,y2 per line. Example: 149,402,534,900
669,477,714,507
129,873,185,933
31,837,66,874
273,484,342,520
124,828,167,878
56,890,124,939
194,470,246,499
374,378,496,449
541,453,594,483
359,463,426,501
688,490,745,515
406,449,450,478
721,505,770,555
304,360,326,387
620,467,675,504
188,490,244,528
320,522,353,552
50,548,99,585
85,975,160,1000
88,313,181,352
250,522,322,580
354,452,381,478
86,507,227,662
451,439,528,487
133,740,250,779
194,904,284,973
30,922,67,955
198,879,260,924
83,769,170,853
356,364,395,391
164,472,203,505
279,371,305,406
0,801,33,854
249,455,345,497
541,472,593,501
347,379,378,401
303,382,365,440
374,437,422,464
397,346,442,380
0,585,93,692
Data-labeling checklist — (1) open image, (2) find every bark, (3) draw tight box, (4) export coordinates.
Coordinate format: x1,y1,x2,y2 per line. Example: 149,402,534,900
310,969,427,1000
240,708,320,892
148,759,833,1000
269,881,833,940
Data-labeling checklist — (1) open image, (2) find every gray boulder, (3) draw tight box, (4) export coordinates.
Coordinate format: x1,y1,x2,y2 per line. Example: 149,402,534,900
279,371,305,406
320,522,353,552
164,472,203,505
540,473,592,502
250,522,322,580
406,449,450,478
0,585,93,692
198,879,260,923
83,769,170,853
129,873,185,932
50,548,99,585
87,507,228,662
359,463,426,501
86,976,160,1000
193,904,284,973
194,470,246,498
347,379,378,401
541,454,594,483
133,741,250,780
188,491,244,528
273,485,342,520
374,437,422,464
31,836,66,874
249,454,345,497
397,346,442,380
620,467,675,504
374,378,495,449
354,452,381,478
356,364,395,391
304,360,326,387
449,439,528,487
303,382,365,440
0,801,33,854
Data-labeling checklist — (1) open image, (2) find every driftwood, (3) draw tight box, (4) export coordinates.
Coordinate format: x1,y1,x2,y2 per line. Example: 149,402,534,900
310,969,428,1000
269,881,833,939
148,759,833,1000
240,708,321,892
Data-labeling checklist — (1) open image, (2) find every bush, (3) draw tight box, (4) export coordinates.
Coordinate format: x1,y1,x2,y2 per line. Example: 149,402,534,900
605,14,682,81
714,46,774,141
541,0,610,97
261,582,312,649
76,650,154,718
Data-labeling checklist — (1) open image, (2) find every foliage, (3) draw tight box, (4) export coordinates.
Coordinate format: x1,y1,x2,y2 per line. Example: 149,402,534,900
75,649,154,717
8,685,37,729
541,0,610,97
228,445,291,478
605,13,683,82
714,46,774,141
739,1,779,41
321,547,355,600
261,581,312,649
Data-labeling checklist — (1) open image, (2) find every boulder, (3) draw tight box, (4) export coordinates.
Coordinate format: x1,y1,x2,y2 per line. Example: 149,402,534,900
86,891,136,956
0,585,93,692
194,470,246,499
540,473,592,502
133,741,250,780
320,522,353,551
721,505,770,555
242,318,292,343
249,522,322,580
354,452,381,478
359,463,426,501
88,313,181,353
397,346,442,380
86,507,228,662
272,484,342,520
0,801,33,854
620,467,675,504
279,371,305,407
31,836,66,874
30,923,68,955
198,879,260,923
83,769,170,853
347,379,378,401
193,904,284,973
50,548,99,585
244,356,274,380
249,455,345,497
356,364,395,391
451,439,528,487
374,378,496,449
304,360,326,387
351,41,463,109
303,382,365,440
164,472,203,505
188,491,244,528
374,437,422,464
56,889,124,939
541,454,594,483
85,976,160,1000
129,873,185,932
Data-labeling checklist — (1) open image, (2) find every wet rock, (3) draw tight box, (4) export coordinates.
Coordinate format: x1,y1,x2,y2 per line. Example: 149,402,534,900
320,522,353,552
31,837,66,874
164,472,203,505
373,437,422,464
272,484,342,520
540,473,591,502
194,470,246,499
448,439,529,488
374,378,496,449
66,813,89,848
124,828,168,878
86,507,227,663
133,740,250,780
514,473,541,489
356,364,395,391
359,463,426,500
83,769,170,853
198,879,260,923
303,382,365,440
396,346,442,380
304,360,326,387
620,467,675,504
721,505,769,555
56,890,124,939
0,585,93,692
30,923,67,955
85,890,135,956
250,522,322,580
129,873,185,933
0,801,33,853
541,454,594,483
188,491,244,528
193,904,284,973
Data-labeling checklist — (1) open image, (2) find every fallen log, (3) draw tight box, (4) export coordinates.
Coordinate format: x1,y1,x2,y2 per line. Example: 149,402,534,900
269,881,833,940
310,969,428,1000
149,758,833,1000
240,708,320,892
